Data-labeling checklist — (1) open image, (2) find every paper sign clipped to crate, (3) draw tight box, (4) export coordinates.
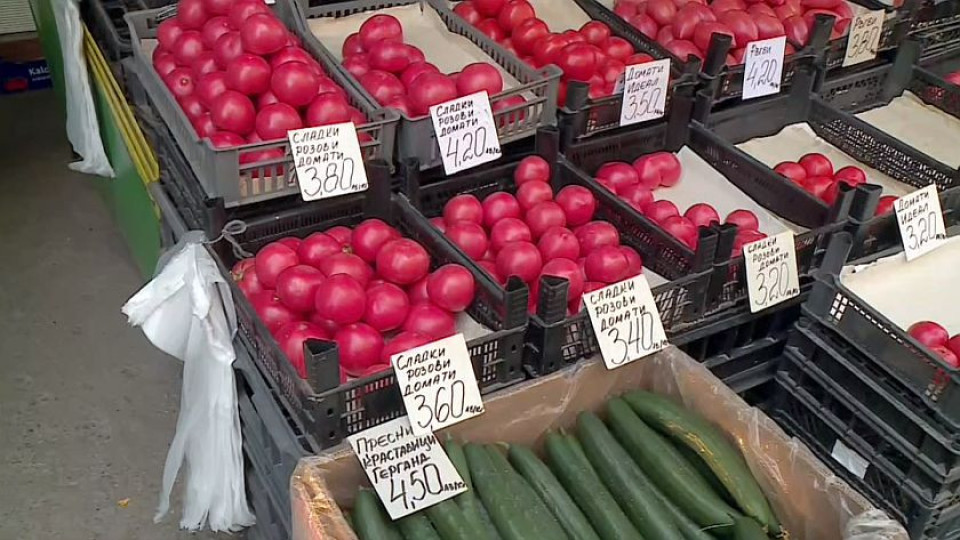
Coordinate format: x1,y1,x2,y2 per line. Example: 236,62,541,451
619,59,670,127
430,91,502,175
391,333,485,436
348,417,467,519
895,184,947,261
842,10,884,67
744,231,800,313
585,274,669,370
742,36,786,100
288,123,368,201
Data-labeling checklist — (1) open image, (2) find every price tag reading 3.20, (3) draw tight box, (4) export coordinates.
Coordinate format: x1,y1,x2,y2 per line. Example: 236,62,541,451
620,58,670,127
744,231,800,313
843,10,884,67
895,184,947,261
742,36,785,100
288,122,368,202
430,91,502,175
348,417,467,519
585,274,669,370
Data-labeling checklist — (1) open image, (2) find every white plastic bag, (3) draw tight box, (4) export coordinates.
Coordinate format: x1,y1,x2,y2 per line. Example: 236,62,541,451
122,233,254,532
52,0,114,178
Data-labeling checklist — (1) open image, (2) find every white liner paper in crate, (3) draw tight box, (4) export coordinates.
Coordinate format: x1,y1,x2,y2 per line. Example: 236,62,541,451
856,92,960,169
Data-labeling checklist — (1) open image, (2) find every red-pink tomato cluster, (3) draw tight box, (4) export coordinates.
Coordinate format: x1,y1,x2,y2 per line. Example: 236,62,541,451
774,154,892,215
233,219,476,381
907,321,960,368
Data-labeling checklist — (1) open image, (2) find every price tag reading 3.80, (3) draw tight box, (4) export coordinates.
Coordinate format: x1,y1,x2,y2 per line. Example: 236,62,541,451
585,274,669,370
431,91,502,175
288,123,368,202
744,231,800,313
742,36,785,100
843,10,884,67
620,58,670,127
895,184,947,261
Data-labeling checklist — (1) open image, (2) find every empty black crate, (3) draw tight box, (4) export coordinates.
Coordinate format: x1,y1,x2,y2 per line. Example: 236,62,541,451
244,447,291,540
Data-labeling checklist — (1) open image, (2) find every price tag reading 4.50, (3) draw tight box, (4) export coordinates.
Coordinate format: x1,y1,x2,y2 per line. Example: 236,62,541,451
742,36,785,100
744,231,800,313
620,58,670,127
430,91,502,175
288,123,368,202
391,333,485,436
348,417,467,519
895,184,947,261
585,274,669,370
843,10,884,67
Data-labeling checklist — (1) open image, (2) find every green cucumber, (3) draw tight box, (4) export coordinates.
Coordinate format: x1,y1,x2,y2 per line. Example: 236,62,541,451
647,474,716,540
732,516,770,540
576,412,683,540
444,438,502,540
445,436,473,490
674,440,738,507
354,489,403,540
508,444,600,540
398,513,443,540
425,500,482,540
544,432,643,540
607,398,738,529
623,391,780,534
485,445,570,540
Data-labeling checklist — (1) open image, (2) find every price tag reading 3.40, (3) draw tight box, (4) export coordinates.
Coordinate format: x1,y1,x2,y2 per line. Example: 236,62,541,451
620,58,670,127
430,91,502,175
895,184,947,261
348,417,467,519
843,10,884,67
288,123,368,202
744,231,800,313
391,333,485,436
742,36,785,100
585,274,669,370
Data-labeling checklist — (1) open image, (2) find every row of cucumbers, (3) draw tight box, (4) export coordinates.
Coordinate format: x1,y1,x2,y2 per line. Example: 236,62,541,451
350,390,783,540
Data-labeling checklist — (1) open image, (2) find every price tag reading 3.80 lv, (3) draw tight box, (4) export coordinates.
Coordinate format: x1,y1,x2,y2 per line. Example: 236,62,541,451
843,10,884,67
585,274,669,370
391,333,485,436
895,184,947,261
348,417,467,519
744,231,800,313
742,36,785,100
431,91,502,175
289,123,368,201
620,58,670,127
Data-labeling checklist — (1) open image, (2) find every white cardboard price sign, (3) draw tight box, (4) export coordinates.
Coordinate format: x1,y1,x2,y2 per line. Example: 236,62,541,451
842,10,885,67
348,417,467,519
742,36,786,100
620,59,670,127
391,333,485,435
430,91,502,175
831,439,869,480
288,122,368,201
584,274,669,370
744,231,800,313
895,184,947,261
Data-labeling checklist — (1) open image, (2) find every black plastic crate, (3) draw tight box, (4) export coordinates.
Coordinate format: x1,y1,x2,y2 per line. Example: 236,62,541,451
912,1,960,35
83,0,172,62
244,447,291,540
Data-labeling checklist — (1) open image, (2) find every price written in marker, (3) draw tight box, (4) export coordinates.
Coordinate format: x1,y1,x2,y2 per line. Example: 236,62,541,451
288,122,368,202
391,333,485,435
620,59,670,127
348,417,467,519
744,231,800,313
584,274,669,370
895,184,947,261
742,36,785,100
430,91,502,175
842,10,884,67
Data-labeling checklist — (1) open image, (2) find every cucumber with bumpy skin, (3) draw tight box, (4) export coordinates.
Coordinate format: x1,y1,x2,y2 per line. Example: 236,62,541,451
444,437,501,540
398,513,442,540
354,489,403,540
647,473,716,540
485,445,570,540
425,500,483,540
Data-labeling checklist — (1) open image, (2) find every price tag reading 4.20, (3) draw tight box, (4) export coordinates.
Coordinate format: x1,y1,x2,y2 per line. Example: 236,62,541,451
843,10,884,67
391,333,485,436
431,91,502,175
585,274,669,370
895,184,947,261
348,417,467,519
620,58,670,127
288,123,368,202
742,36,785,100
744,231,800,313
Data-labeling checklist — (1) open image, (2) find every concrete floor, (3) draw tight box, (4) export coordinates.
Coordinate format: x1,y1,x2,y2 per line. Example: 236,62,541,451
0,90,224,539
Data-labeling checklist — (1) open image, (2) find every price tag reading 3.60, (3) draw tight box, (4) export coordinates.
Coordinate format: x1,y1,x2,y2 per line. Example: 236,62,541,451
288,122,368,202
585,274,669,370
620,58,670,127
895,184,947,261
431,91,502,175
744,231,800,313
843,10,884,67
742,36,785,100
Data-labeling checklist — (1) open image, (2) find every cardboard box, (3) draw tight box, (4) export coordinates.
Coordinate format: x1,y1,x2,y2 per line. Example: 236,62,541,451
0,38,52,94
288,348,908,540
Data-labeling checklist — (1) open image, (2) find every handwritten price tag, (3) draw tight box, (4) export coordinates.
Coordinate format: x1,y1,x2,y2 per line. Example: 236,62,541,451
895,185,947,261
742,36,785,100
843,10,884,67
585,274,669,370
348,417,467,519
431,91,502,175
288,123,368,201
744,231,800,313
620,59,670,127
391,333,485,435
